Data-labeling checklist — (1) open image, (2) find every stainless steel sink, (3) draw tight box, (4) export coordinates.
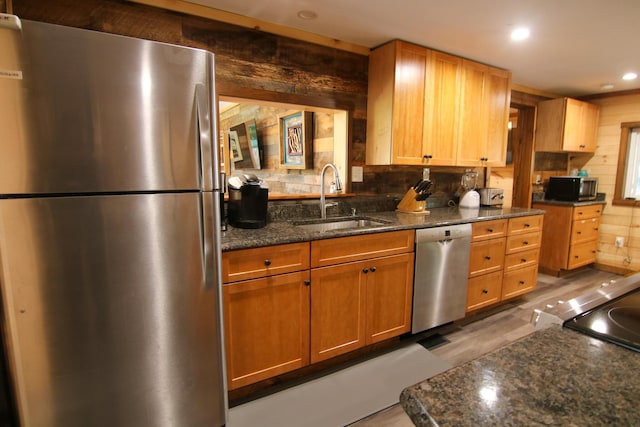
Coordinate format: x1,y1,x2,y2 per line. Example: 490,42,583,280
291,216,390,233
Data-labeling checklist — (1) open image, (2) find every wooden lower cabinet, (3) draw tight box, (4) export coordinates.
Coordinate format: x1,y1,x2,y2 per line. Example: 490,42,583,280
466,215,543,312
502,265,538,299
532,203,603,274
222,230,415,389
223,271,310,390
310,253,414,363
467,270,503,311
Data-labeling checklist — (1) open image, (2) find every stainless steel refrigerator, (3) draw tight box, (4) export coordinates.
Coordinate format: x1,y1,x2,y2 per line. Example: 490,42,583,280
0,15,227,427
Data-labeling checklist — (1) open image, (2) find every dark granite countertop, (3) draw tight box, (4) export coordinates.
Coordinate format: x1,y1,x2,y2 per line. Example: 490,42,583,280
532,200,606,207
221,206,545,251
400,326,640,426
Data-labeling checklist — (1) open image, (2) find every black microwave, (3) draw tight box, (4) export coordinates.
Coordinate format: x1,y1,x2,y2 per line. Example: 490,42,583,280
546,176,598,201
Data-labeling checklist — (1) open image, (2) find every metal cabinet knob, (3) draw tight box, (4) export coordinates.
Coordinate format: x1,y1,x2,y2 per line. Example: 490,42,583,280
521,258,527,263
304,280,311,286
482,289,489,294
519,280,525,285
523,241,529,245
264,259,272,266
485,256,491,260
370,266,377,272
488,228,494,232
363,268,369,273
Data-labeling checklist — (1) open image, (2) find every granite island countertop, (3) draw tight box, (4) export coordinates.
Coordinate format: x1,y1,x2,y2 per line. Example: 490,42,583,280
400,326,640,426
221,206,545,251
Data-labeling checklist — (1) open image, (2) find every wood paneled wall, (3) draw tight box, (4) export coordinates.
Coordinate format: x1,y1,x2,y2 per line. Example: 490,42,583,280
577,93,640,273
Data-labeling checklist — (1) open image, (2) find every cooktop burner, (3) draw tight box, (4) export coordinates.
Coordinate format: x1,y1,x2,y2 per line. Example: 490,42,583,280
565,288,640,352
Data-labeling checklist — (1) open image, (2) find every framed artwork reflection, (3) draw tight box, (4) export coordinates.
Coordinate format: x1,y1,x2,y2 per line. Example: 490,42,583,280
279,111,312,169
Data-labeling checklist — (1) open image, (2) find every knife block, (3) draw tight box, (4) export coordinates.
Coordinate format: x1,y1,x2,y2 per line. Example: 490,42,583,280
396,188,429,214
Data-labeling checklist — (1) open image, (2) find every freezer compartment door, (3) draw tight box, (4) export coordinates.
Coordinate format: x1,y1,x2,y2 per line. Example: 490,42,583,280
0,20,215,195
0,193,225,427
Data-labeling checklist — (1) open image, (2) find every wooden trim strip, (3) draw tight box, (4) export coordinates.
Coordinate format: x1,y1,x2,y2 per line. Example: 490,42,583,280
510,83,560,99
128,0,371,56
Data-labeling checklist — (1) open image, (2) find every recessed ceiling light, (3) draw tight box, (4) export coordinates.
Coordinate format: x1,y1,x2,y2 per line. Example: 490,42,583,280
622,72,638,81
600,83,614,90
297,10,317,20
511,27,530,41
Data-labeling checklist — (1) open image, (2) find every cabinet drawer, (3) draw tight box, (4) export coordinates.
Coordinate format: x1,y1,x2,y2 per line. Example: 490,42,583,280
567,240,598,269
508,215,543,235
222,242,310,283
466,270,503,312
502,265,538,300
471,219,508,242
505,231,541,254
468,238,505,277
572,204,603,220
571,217,600,244
504,248,540,272
311,230,414,268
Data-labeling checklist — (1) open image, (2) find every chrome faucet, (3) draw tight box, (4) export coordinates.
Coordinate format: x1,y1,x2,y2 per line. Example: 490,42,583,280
320,163,343,218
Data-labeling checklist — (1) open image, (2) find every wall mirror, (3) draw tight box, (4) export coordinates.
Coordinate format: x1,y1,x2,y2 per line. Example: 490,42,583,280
219,96,349,198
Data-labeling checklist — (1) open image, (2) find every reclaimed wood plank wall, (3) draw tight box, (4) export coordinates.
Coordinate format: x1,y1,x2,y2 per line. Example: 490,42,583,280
11,0,548,198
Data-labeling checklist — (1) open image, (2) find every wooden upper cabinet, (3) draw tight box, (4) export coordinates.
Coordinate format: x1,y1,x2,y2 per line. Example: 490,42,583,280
484,67,511,166
457,61,510,167
422,50,461,166
366,41,427,165
534,97,600,153
366,40,511,167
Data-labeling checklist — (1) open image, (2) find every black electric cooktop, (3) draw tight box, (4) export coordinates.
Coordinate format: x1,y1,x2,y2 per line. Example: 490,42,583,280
565,288,640,352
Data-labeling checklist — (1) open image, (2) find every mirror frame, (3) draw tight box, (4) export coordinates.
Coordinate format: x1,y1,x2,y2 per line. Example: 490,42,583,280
217,86,354,199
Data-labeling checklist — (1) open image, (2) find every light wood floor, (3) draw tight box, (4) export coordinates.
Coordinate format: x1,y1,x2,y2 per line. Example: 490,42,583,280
350,267,624,426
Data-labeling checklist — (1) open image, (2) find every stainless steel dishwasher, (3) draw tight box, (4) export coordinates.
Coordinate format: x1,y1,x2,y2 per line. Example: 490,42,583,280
412,223,472,334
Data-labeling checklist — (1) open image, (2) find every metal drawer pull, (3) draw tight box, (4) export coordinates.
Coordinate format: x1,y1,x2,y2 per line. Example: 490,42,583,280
363,268,369,273
488,228,494,232
577,231,582,234
482,289,488,294
521,258,527,263
264,259,272,266
519,280,525,285
523,240,529,245
524,223,531,227
304,280,311,286
485,256,492,260
370,266,377,272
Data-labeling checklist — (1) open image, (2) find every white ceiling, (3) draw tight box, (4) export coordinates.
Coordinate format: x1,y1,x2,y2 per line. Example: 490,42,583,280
188,0,640,97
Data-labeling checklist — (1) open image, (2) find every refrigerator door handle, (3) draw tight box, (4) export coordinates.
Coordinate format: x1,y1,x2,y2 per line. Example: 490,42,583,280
195,83,213,192
201,191,216,291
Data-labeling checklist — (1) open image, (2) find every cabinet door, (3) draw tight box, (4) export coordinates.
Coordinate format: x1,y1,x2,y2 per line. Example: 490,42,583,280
365,253,415,344
466,270,503,312
502,265,538,300
392,43,428,164
223,271,310,390
572,217,600,244
568,240,598,269
310,261,367,363
457,60,488,167
563,98,586,151
484,68,510,166
422,50,460,166
468,238,506,277
563,98,599,152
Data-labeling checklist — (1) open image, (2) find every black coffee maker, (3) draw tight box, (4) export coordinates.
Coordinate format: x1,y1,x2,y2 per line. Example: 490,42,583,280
227,174,268,229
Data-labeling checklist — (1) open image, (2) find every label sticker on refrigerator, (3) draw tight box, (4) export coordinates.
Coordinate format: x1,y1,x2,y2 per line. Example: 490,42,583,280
0,70,23,80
